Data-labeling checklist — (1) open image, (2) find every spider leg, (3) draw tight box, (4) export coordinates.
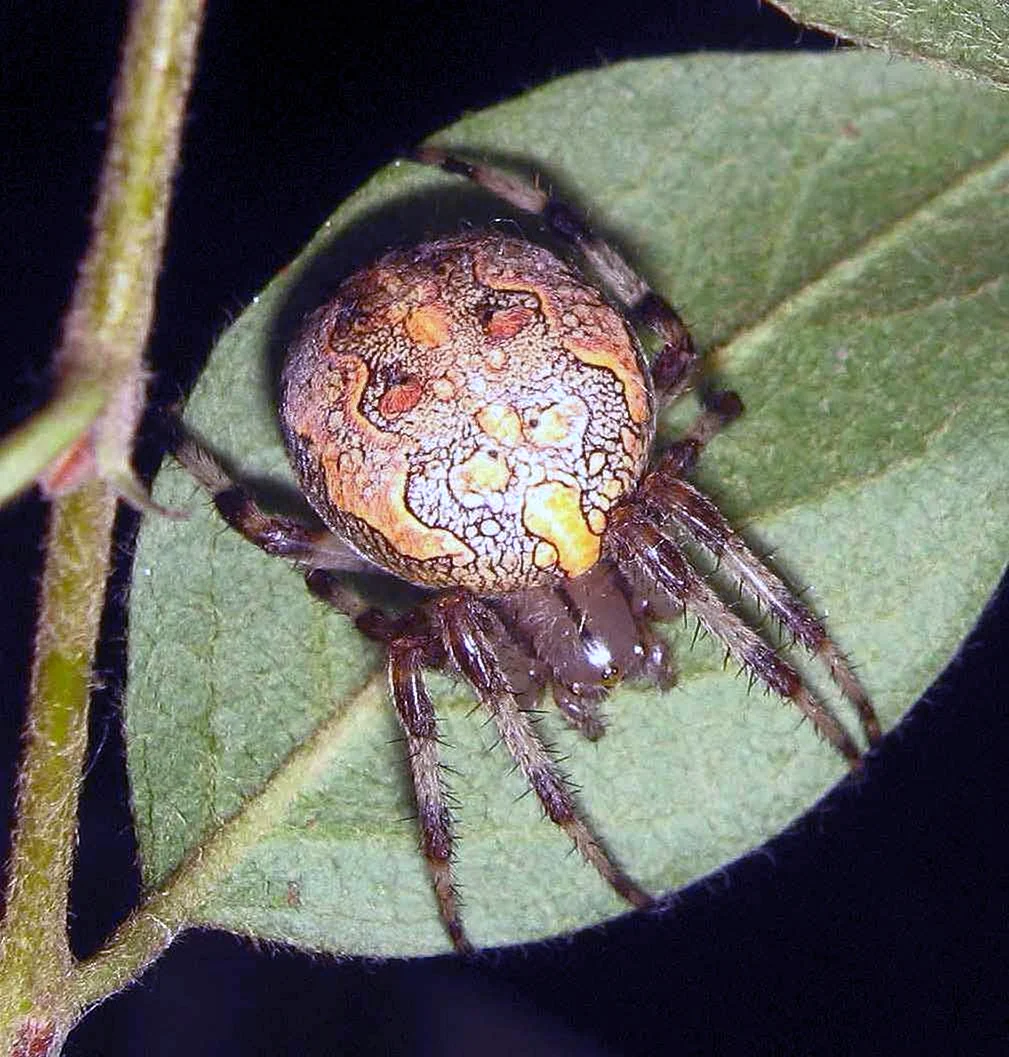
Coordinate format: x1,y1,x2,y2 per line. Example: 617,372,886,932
388,636,471,954
435,591,653,911
412,146,699,408
657,390,746,479
639,466,881,746
609,511,866,767
171,425,376,618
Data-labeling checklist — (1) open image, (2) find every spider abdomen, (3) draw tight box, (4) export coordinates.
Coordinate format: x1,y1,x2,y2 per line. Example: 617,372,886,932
281,232,656,593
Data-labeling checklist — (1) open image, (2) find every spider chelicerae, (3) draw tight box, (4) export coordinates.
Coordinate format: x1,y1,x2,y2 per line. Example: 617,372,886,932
173,146,882,953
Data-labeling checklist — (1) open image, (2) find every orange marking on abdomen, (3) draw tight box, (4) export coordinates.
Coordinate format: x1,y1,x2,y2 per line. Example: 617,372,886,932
379,380,424,416
483,305,535,340
405,303,451,347
449,450,511,502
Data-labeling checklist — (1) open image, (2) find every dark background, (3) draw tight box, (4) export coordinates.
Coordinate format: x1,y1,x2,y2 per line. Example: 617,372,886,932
2,2,1007,1054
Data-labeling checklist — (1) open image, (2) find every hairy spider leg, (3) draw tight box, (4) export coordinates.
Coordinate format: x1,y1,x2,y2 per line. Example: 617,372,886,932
640,465,881,747
171,428,374,594
412,146,701,409
435,592,654,911
172,428,482,949
608,510,864,767
388,637,471,953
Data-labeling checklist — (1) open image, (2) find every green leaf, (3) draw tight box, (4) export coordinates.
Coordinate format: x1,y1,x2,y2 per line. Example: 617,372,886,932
127,52,1009,957
773,0,1009,90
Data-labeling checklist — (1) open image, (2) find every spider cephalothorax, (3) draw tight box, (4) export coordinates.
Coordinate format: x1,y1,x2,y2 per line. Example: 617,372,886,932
175,147,882,953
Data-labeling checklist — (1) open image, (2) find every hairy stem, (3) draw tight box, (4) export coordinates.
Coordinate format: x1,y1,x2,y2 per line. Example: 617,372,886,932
0,0,205,1050
0,484,117,1038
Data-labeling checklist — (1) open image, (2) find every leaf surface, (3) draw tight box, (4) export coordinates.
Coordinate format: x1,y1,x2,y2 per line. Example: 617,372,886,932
774,0,1009,89
128,52,1009,956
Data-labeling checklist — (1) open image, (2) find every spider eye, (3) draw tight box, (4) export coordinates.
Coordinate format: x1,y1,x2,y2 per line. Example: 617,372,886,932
600,663,621,688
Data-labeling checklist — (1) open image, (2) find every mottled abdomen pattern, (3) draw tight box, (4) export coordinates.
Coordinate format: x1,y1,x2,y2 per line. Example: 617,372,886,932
281,233,656,593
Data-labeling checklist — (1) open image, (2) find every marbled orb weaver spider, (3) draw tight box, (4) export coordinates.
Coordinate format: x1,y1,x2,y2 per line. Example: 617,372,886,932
173,147,882,953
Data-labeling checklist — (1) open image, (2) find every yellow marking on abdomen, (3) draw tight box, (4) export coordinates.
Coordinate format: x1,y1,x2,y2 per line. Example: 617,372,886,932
450,450,511,506
523,480,600,577
476,403,525,446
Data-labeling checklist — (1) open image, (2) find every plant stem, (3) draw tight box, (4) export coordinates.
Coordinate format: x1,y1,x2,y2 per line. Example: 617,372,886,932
0,0,205,1050
0,484,116,1032
44,0,206,501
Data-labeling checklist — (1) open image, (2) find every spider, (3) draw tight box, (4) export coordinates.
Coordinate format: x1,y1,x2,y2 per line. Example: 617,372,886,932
172,147,882,954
